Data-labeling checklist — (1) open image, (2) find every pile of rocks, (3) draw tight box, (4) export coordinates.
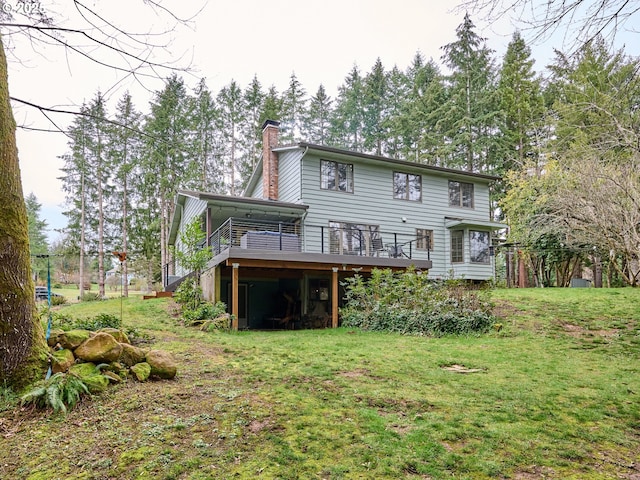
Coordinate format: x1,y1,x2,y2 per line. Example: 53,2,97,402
47,328,177,393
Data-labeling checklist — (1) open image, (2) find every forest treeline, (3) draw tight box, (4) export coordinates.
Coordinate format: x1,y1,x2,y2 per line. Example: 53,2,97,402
31,14,640,291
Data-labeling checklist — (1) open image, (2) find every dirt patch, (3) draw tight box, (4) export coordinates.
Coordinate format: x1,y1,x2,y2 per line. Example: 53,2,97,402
248,419,271,434
561,323,619,339
493,300,524,320
513,465,556,479
337,368,372,378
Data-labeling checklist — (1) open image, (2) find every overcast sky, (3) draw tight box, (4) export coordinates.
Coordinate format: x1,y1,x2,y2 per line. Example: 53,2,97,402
6,0,639,242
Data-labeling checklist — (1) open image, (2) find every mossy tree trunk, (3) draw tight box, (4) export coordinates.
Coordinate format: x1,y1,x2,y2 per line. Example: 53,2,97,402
0,34,48,389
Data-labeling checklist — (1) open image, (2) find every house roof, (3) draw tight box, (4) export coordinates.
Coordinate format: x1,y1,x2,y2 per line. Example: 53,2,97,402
169,190,308,245
244,142,501,196
445,218,507,230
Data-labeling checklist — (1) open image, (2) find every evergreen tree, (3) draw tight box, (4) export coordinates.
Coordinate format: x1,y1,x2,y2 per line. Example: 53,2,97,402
260,85,283,127
403,55,447,164
192,78,225,192
384,65,410,159
303,84,333,145
85,93,111,298
144,74,194,285
60,102,96,297
497,32,545,172
441,14,499,172
25,193,49,284
109,92,143,297
363,58,389,156
217,80,247,195
243,76,266,173
332,65,366,151
281,72,307,143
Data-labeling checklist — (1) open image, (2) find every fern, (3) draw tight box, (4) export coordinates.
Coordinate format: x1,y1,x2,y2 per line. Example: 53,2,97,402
21,372,90,414
46,378,65,413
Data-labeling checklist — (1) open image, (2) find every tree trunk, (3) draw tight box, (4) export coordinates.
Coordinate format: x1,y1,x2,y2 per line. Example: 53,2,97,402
79,169,86,297
0,35,48,389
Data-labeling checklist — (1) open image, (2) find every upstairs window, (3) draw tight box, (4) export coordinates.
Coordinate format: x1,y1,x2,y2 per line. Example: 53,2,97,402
449,181,474,208
321,160,353,193
393,172,422,201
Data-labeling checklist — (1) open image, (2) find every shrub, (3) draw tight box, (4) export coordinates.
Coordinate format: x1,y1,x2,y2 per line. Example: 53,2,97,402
49,311,76,330
81,292,102,302
48,312,122,332
174,277,203,312
183,301,228,326
74,313,121,331
50,295,67,306
340,268,495,336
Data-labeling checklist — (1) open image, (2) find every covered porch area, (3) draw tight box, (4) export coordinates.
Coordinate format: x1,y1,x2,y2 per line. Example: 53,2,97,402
201,248,432,330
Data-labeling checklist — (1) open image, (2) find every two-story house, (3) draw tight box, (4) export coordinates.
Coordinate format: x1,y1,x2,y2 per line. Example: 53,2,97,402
168,120,505,330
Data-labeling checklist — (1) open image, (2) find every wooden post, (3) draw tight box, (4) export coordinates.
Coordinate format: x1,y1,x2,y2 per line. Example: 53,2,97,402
331,267,339,328
231,263,239,331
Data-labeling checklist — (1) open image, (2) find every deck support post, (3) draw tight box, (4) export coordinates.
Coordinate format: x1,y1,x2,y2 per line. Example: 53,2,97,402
331,267,339,328
231,263,239,331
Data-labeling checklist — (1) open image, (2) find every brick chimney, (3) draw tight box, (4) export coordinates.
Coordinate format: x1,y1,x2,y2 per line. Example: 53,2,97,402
262,120,280,201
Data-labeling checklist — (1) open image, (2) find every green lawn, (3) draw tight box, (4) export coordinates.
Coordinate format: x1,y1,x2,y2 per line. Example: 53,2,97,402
1,288,639,479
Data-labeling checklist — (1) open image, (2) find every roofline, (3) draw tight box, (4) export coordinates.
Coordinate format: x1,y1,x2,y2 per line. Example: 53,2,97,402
272,143,501,182
177,190,308,210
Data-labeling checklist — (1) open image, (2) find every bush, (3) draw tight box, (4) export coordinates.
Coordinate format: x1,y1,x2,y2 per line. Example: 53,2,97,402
340,268,495,336
50,295,67,306
74,313,122,331
183,301,228,326
48,312,122,332
81,292,102,302
174,277,203,312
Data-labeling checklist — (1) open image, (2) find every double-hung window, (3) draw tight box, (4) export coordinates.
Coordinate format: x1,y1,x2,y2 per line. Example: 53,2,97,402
393,172,422,201
451,230,464,263
448,181,474,208
321,160,353,193
415,229,433,250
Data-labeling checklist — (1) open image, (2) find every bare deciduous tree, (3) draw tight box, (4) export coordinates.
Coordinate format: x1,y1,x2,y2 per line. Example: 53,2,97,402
458,0,640,51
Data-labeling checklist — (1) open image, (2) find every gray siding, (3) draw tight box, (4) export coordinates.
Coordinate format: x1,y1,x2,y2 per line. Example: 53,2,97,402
247,176,263,199
277,149,304,204
174,196,207,277
299,152,495,280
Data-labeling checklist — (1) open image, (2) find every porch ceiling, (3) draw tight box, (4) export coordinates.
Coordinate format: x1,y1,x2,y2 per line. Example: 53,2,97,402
201,195,308,229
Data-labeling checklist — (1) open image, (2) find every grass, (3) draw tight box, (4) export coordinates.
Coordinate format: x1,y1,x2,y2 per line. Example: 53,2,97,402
1,288,639,479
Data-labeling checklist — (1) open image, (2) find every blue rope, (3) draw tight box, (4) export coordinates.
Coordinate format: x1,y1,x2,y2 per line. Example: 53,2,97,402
45,257,52,380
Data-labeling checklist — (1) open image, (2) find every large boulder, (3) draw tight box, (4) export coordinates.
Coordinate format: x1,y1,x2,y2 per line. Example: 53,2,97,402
68,363,109,393
146,350,177,379
98,328,130,344
51,349,75,374
58,329,93,350
130,362,151,381
74,332,123,363
119,343,146,367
